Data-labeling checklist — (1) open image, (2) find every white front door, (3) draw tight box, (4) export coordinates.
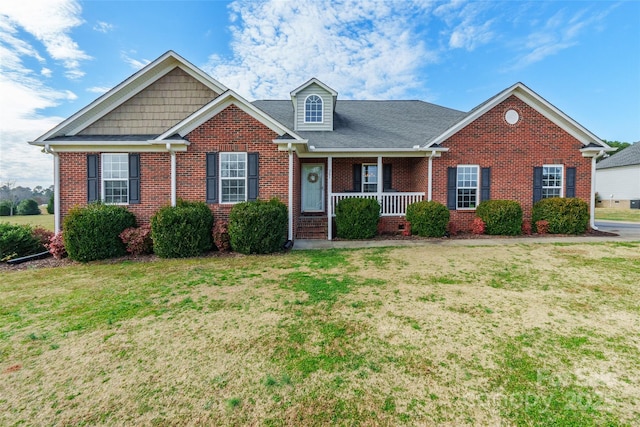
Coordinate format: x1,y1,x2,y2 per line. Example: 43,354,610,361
302,164,324,212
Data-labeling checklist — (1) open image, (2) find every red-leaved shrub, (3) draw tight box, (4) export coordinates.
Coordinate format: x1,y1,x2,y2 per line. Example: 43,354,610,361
46,232,67,259
521,221,532,235
402,221,412,237
471,217,486,235
119,225,153,255
536,220,550,235
212,219,231,252
447,221,459,236
32,227,54,248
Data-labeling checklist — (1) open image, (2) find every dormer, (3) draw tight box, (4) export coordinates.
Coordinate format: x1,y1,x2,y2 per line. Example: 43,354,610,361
290,78,337,131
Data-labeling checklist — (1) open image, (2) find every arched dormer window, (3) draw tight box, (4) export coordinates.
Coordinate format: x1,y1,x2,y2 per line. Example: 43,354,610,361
304,95,323,123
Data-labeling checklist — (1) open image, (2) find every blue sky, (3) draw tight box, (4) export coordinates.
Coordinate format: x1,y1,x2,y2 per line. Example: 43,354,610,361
1,0,639,188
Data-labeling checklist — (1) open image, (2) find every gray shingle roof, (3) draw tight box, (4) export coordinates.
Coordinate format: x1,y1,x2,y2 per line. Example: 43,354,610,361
252,100,466,149
596,142,640,169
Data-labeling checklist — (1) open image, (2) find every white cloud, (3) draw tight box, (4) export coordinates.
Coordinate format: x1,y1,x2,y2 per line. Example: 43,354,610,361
93,21,114,33
204,0,440,100
41,67,52,77
121,51,151,70
87,86,111,94
434,0,495,51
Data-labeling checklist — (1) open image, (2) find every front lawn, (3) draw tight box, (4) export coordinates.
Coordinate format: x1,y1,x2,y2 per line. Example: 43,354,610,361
596,207,640,222
1,243,639,425
1,213,55,231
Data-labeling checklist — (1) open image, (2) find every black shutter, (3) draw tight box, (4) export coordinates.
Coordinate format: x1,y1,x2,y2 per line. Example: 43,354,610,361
533,167,543,204
565,167,576,198
481,167,491,202
447,167,457,210
248,152,259,201
383,164,392,191
206,152,218,203
353,164,362,192
87,154,99,203
128,153,140,204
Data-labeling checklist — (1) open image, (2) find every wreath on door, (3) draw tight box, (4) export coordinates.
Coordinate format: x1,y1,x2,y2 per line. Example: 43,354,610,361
307,172,319,183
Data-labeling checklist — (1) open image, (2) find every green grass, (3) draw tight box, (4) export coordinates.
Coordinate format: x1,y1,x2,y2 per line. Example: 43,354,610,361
1,212,55,231
1,242,639,426
595,207,640,222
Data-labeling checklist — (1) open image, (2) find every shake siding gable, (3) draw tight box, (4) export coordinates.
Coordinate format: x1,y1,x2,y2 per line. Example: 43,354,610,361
295,83,333,131
433,95,591,231
79,67,219,135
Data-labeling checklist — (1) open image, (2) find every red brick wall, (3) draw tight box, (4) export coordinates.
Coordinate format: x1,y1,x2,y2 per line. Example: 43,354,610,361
432,95,591,231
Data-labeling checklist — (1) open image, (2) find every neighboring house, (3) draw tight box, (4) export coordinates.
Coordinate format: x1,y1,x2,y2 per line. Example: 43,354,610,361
30,51,612,240
596,142,640,208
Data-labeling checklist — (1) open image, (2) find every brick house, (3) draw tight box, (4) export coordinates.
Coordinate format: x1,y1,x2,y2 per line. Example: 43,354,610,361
31,51,611,240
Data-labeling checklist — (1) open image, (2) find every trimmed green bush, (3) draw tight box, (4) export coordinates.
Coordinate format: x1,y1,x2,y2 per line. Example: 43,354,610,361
405,201,449,237
532,197,589,234
228,199,288,254
335,197,380,239
0,200,14,216
475,200,523,235
0,223,45,261
151,200,213,258
63,203,136,262
16,199,41,215
47,194,54,214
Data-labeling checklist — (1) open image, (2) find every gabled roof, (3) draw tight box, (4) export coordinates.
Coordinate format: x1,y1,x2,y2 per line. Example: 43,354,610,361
253,99,465,150
597,142,640,169
158,90,303,141
290,78,338,97
424,82,611,150
32,51,228,143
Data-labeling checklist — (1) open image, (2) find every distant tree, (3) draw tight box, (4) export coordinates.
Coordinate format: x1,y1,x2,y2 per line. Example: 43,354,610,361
17,199,41,215
47,194,54,214
598,140,633,162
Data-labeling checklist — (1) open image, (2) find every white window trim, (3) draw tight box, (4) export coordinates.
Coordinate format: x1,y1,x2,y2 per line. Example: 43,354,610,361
303,94,324,124
362,163,378,193
542,164,564,199
101,153,129,205
456,164,479,210
219,152,248,204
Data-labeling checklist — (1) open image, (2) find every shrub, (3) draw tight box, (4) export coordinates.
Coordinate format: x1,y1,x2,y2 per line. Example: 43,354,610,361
151,200,213,258
46,232,67,259
475,200,522,235
0,223,44,261
0,200,15,216
447,221,459,237
522,221,532,236
405,201,449,238
532,197,589,234
47,194,54,214
63,203,136,262
119,225,153,256
16,199,41,215
471,217,486,235
32,227,54,247
228,199,288,254
212,220,231,252
335,197,380,239
536,220,549,235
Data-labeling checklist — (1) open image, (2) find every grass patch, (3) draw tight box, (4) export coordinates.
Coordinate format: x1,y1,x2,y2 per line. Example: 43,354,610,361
1,213,55,231
595,207,640,222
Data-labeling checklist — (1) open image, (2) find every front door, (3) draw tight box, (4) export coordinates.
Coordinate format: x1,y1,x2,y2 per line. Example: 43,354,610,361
302,164,324,212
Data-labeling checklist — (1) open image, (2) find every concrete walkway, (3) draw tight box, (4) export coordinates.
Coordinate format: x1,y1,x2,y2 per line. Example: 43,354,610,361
293,221,640,250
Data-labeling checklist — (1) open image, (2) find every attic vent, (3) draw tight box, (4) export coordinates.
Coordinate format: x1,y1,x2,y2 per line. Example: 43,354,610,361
505,109,520,125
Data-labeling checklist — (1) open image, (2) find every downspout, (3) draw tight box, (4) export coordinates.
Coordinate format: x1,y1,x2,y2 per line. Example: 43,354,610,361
427,150,437,201
167,143,176,207
44,144,61,233
590,150,605,230
288,143,294,241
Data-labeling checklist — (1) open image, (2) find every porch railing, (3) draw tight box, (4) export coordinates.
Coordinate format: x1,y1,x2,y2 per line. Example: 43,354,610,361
330,192,425,217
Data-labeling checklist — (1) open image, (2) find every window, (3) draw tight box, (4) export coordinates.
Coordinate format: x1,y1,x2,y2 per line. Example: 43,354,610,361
457,165,479,209
542,165,563,199
220,152,247,203
102,154,128,204
304,94,323,123
362,164,377,192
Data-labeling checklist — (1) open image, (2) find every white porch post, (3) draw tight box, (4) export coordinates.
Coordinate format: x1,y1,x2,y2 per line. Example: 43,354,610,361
169,147,177,207
377,156,383,206
327,156,333,240
53,152,61,233
288,145,294,241
590,154,598,230
427,151,435,201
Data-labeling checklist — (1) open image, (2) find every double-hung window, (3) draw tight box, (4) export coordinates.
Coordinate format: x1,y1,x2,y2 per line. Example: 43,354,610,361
457,165,479,209
362,164,378,193
220,152,247,203
542,165,563,199
102,153,128,204
304,95,323,123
